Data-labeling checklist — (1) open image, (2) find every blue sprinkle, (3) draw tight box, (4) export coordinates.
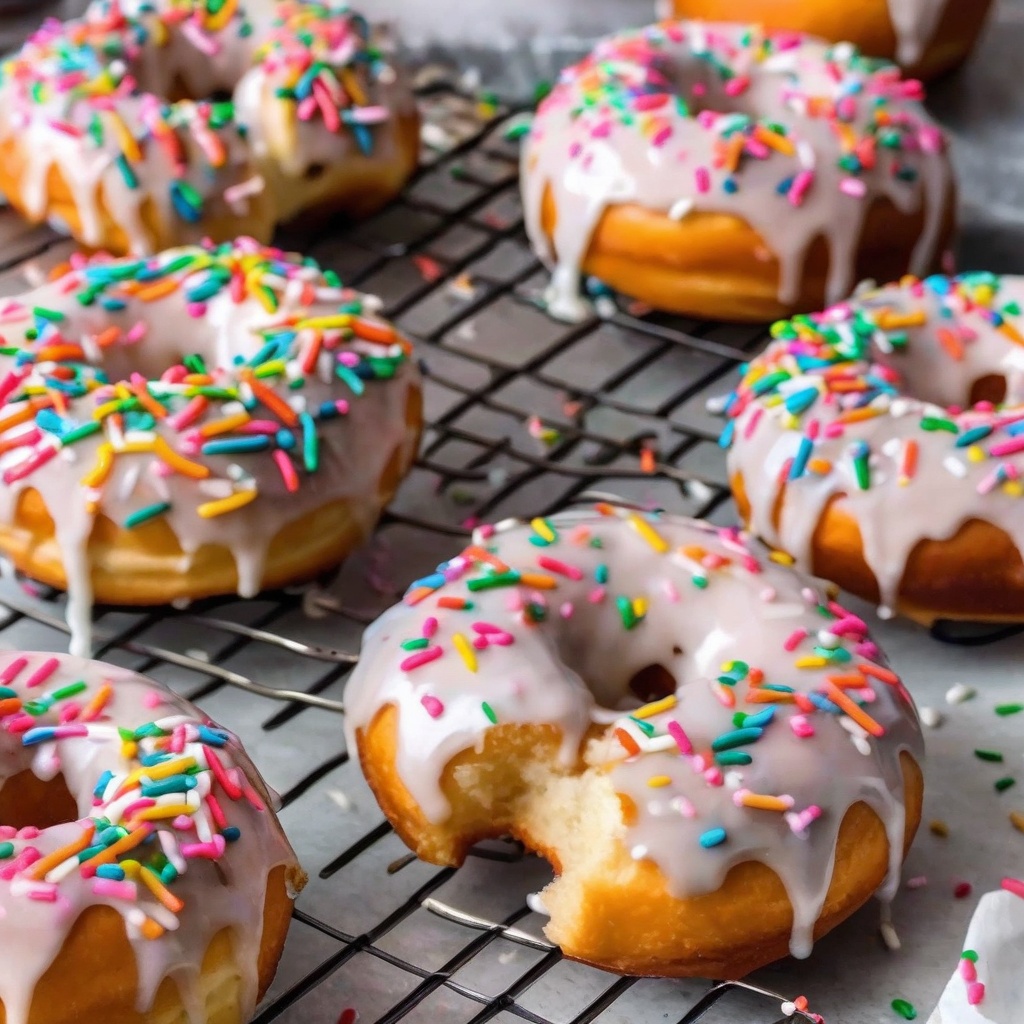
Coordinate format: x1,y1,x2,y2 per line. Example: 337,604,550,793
197,725,230,747
95,864,126,881
718,420,735,449
789,435,813,480
410,572,446,591
170,181,203,223
335,363,365,396
807,692,843,715
275,430,296,450
93,769,114,800
784,386,819,416
22,727,57,746
699,828,727,849
742,706,777,729
201,436,272,456
223,826,242,842
924,274,952,294
956,425,993,448
141,775,198,798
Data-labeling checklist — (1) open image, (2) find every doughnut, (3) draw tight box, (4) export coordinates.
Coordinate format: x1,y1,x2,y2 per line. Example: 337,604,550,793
666,0,993,81
0,649,305,1024
345,506,924,978
522,20,954,323
0,1,419,254
724,273,1024,626
0,237,422,656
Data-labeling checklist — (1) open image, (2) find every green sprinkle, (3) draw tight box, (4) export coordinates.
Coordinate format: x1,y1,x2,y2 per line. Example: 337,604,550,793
616,596,637,630
962,949,978,962
52,681,87,701
482,701,497,724
996,777,1016,792
714,751,753,766
692,575,708,589
920,416,959,434
0,842,13,859
400,638,429,651
59,421,102,446
712,727,763,752
595,563,609,584
32,306,65,323
975,749,1004,763
124,501,172,530
467,571,521,591
996,703,1024,716
891,998,917,1020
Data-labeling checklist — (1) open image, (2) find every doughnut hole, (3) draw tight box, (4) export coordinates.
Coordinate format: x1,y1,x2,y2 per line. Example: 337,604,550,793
628,663,677,704
971,374,1007,406
0,770,78,831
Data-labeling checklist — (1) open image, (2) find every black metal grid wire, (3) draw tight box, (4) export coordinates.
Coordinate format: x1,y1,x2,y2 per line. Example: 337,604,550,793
0,82,827,1024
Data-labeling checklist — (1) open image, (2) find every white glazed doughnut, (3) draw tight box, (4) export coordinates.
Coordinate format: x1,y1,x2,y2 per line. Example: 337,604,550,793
0,649,304,1024
345,505,924,978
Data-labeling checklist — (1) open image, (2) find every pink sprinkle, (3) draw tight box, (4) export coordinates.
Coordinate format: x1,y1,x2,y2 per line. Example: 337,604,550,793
181,835,226,860
743,406,763,439
477,524,495,540
840,177,867,198
695,166,711,193
92,878,137,901
1001,876,1024,899
422,616,439,639
421,695,444,718
703,767,724,787
954,881,973,899
989,437,1024,458
790,715,815,738
588,586,606,604
490,632,514,646
788,170,815,207
472,636,488,651
17,827,39,840
125,321,148,344
663,580,680,603
172,815,194,831
666,719,693,755
559,602,574,619
537,556,584,580
967,982,985,1006
122,798,156,820
143,691,164,709
959,958,978,982
724,75,750,96
400,646,443,673
905,875,928,889
27,886,58,903
675,796,696,818
0,657,27,685
472,622,504,635
783,629,808,652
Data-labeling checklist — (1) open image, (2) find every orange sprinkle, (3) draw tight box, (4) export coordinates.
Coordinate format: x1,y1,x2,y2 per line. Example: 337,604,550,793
614,727,641,757
900,439,919,485
31,825,96,880
135,278,179,303
139,865,184,913
640,447,656,474
1000,321,1024,347
937,328,964,361
198,411,250,438
836,407,882,424
243,371,298,426
81,682,112,722
825,682,886,737
36,344,85,362
738,792,792,813
828,674,870,689
352,318,397,344
858,663,900,685
437,596,469,610
404,586,433,607
746,688,795,704
131,381,168,419
152,438,209,479
95,326,121,348
518,573,558,590
748,667,764,686
140,918,165,941
463,545,510,573
808,457,833,475
80,826,151,870
0,698,21,717
712,682,736,708
594,502,619,517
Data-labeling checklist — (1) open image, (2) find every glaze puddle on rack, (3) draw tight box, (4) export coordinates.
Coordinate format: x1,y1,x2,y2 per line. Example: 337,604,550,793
0,63,1020,1024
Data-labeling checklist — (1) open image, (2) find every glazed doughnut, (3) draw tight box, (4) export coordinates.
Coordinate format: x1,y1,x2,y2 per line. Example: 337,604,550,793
725,273,1024,626
345,506,924,978
0,649,305,1024
0,1,419,254
666,0,993,81
522,20,954,323
0,238,421,656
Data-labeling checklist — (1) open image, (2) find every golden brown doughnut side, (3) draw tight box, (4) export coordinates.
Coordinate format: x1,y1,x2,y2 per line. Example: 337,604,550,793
0,384,422,606
356,703,923,978
732,470,1024,625
0,863,304,1024
668,0,993,79
538,181,956,322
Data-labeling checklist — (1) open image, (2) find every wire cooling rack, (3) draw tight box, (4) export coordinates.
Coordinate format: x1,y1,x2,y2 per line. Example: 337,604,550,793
0,80,828,1024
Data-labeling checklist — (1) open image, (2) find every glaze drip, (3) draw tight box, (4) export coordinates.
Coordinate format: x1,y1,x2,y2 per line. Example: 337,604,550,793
887,0,952,67
724,272,1024,616
0,650,301,1024
522,20,951,321
0,237,420,655
344,507,923,960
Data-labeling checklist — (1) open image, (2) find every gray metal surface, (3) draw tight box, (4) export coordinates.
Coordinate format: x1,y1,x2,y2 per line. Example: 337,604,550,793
0,6,1019,1022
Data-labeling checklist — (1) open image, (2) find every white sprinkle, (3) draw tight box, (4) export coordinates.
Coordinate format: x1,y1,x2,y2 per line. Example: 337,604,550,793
919,706,943,728
880,919,901,951
905,875,928,889
630,844,648,860
781,1001,797,1017
326,788,352,812
668,198,694,221
877,605,895,620
944,455,967,478
704,393,729,415
946,683,976,705
526,892,549,916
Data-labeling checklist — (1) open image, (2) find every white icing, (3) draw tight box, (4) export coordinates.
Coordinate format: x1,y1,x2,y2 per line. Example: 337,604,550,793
344,509,923,962
522,20,952,321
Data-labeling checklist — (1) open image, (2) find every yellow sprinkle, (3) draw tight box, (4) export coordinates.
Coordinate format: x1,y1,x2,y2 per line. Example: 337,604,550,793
967,445,986,463
120,740,137,760
92,399,125,421
452,633,477,673
628,513,669,553
119,756,197,794
198,411,250,438
1009,811,1024,834
632,597,648,618
1004,481,1024,498
647,775,672,788
781,412,800,431
929,819,949,838
531,517,556,543
197,489,257,519
107,111,142,162
295,315,354,331
81,443,114,487
632,695,677,719
769,550,795,565
876,310,927,330
795,655,828,669
131,804,196,822
120,859,141,879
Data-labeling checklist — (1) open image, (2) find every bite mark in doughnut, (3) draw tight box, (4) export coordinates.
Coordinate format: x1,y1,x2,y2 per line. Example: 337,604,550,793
522,21,953,323
345,507,923,978
0,650,304,1024
0,1,419,254
0,238,421,655
724,273,1024,625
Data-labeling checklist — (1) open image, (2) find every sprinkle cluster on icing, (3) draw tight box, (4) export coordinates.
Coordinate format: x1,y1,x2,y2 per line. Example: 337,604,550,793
346,506,923,959
523,19,950,321
0,651,272,941
0,236,408,524
722,273,1024,610
0,0,393,231
536,23,938,201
